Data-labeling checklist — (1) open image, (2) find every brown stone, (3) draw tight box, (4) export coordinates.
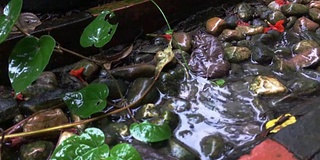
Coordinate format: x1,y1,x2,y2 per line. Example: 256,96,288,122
206,17,227,36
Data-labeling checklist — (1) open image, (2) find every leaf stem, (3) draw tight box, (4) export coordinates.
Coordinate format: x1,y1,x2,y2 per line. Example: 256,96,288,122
150,0,172,31
56,46,103,65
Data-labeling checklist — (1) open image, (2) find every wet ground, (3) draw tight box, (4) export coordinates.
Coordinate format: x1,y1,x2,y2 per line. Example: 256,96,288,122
2,0,320,159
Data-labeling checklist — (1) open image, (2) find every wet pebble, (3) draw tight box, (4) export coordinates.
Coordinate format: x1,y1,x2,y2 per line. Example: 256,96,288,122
135,103,160,120
206,17,227,36
284,47,320,70
200,134,225,159
235,3,254,21
110,64,155,80
250,42,274,64
218,29,245,41
235,26,264,36
126,78,159,108
224,46,251,62
293,40,319,54
19,141,54,160
21,71,58,99
309,7,320,23
72,59,99,82
250,75,287,96
20,89,68,113
169,139,197,160
23,108,68,132
267,11,287,25
268,1,281,11
172,32,192,51
293,17,319,33
281,3,309,16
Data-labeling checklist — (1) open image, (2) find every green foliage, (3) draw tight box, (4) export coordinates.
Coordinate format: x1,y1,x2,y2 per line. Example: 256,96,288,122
63,83,109,118
211,79,226,87
8,35,55,94
107,143,142,160
50,127,110,160
0,0,22,44
80,10,118,48
51,128,142,160
130,121,172,142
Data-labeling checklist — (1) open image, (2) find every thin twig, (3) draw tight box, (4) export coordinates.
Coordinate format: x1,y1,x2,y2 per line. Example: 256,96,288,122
57,46,103,65
14,24,31,36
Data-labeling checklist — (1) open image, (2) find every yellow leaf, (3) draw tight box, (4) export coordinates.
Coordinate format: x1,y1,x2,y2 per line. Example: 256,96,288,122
265,114,296,133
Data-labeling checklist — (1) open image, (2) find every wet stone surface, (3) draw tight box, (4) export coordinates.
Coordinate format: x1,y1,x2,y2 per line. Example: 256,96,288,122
272,99,320,160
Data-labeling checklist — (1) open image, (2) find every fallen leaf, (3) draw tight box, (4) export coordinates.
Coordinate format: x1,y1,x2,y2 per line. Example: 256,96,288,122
69,67,85,82
265,114,296,133
103,44,133,70
264,20,285,33
275,0,289,6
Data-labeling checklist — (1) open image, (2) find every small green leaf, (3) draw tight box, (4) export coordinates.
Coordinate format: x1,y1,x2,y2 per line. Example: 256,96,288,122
8,35,55,94
51,127,109,160
211,79,225,87
63,83,109,118
0,0,22,43
109,143,142,160
130,122,172,142
80,10,118,48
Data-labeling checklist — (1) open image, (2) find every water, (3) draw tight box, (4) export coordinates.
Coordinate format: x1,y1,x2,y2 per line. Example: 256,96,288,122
160,73,266,159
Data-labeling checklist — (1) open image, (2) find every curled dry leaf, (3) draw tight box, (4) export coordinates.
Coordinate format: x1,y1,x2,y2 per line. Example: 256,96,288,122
101,44,133,70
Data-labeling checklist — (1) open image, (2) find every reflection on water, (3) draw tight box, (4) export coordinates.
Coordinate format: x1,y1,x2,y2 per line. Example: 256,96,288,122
161,73,266,159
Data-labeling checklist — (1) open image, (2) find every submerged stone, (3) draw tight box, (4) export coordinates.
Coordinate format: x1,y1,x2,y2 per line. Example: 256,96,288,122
19,141,54,160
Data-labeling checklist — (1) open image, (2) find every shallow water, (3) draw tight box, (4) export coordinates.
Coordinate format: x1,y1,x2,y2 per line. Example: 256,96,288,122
157,72,266,159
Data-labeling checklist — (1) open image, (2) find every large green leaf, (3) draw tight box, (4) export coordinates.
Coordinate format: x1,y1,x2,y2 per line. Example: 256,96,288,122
107,143,142,160
50,127,110,160
63,83,109,118
8,35,55,94
130,121,172,142
80,10,118,48
0,0,22,43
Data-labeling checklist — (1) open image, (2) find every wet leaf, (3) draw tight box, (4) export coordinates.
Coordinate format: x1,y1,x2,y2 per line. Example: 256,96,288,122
63,83,108,118
264,20,285,33
69,67,85,82
51,127,110,160
108,143,142,160
275,0,289,6
130,121,172,142
80,10,118,48
211,79,225,87
0,0,22,43
155,43,174,76
8,35,55,94
103,44,133,70
265,114,296,133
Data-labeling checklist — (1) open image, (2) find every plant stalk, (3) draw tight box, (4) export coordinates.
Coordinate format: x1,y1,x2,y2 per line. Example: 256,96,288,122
150,0,172,31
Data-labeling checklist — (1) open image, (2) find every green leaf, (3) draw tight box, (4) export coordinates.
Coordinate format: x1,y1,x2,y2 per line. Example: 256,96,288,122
109,143,142,160
130,122,172,142
63,83,109,118
80,10,118,48
0,0,22,43
211,79,225,87
51,127,109,160
8,35,55,94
